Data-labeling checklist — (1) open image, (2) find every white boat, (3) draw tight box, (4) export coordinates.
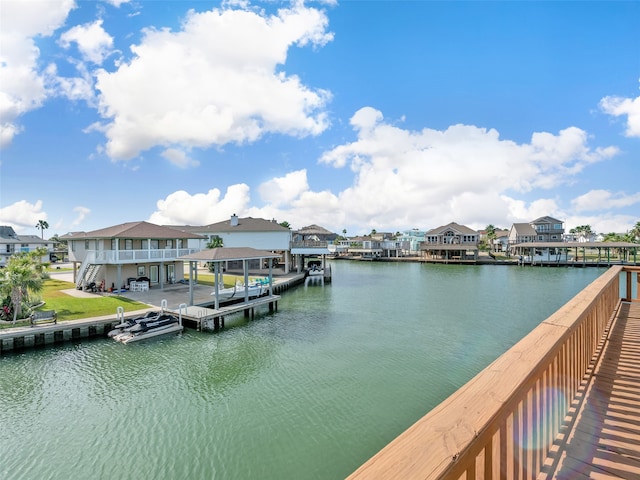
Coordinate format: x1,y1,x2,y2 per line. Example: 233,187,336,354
307,264,324,276
211,281,265,300
113,313,183,344
107,311,160,337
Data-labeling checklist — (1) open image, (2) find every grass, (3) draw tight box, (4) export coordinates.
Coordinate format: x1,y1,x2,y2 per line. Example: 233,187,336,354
186,272,269,287
0,278,151,330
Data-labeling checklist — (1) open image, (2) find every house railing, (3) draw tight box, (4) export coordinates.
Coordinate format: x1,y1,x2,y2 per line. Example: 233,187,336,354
92,248,199,264
348,266,639,480
291,240,330,248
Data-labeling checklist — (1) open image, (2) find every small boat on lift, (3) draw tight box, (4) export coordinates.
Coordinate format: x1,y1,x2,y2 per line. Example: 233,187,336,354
112,313,183,344
211,281,265,300
107,310,161,338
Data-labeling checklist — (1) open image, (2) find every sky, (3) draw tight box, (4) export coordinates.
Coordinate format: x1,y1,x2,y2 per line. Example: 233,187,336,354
1,0,639,238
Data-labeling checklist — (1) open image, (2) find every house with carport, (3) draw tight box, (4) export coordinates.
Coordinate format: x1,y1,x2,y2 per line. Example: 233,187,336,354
175,215,293,273
60,222,204,291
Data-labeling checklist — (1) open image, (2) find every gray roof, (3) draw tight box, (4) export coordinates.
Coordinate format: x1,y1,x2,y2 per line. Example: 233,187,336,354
294,224,335,236
60,221,204,240
531,216,563,225
177,217,290,234
511,223,537,236
178,247,281,262
426,222,478,236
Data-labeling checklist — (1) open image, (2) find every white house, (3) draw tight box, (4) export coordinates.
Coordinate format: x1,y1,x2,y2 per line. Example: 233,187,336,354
0,226,54,267
177,215,293,273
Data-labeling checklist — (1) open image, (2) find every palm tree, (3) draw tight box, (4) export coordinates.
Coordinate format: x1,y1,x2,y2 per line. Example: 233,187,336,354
0,250,45,323
630,221,640,243
35,219,49,239
485,224,496,251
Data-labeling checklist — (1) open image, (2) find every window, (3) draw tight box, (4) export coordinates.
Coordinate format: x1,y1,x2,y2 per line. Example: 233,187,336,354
165,239,173,248
150,239,159,249
142,240,148,249
111,239,117,250
125,239,133,250
85,240,89,249
554,224,562,230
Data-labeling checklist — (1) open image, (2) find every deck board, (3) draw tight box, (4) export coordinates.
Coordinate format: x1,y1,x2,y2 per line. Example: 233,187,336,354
539,302,640,479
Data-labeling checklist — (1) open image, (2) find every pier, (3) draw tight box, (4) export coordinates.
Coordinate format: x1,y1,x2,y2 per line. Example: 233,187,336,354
348,266,640,479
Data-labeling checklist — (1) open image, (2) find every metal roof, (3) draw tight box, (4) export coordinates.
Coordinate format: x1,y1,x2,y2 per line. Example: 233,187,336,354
512,242,638,248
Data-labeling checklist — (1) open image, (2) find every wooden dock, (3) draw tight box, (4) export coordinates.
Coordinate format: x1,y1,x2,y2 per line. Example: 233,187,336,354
171,294,281,331
539,300,640,479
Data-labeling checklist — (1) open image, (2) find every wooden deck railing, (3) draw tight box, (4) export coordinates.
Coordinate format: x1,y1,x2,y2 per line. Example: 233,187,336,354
348,266,640,480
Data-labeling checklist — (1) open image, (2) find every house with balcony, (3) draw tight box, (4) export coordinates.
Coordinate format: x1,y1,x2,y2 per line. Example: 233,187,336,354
421,222,479,262
291,224,339,270
347,235,384,259
177,215,293,273
396,229,426,256
0,226,54,267
60,221,204,291
531,216,565,242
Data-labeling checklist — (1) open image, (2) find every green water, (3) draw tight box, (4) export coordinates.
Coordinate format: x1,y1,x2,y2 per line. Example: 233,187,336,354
0,262,606,479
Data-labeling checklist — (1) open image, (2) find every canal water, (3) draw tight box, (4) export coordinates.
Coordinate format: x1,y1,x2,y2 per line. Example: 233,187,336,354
0,262,606,480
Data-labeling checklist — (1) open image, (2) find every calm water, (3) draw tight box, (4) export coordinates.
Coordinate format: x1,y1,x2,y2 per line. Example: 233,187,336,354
0,262,606,480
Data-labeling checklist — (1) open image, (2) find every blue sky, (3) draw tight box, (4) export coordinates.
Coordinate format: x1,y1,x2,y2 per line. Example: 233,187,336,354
1,0,639,238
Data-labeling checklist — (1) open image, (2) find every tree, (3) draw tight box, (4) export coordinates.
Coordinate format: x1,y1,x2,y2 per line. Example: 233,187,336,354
35,219,49,239
279,221,291,229
630,221,640,243
569,225,594,241
0,249,46,323
485,224,496,251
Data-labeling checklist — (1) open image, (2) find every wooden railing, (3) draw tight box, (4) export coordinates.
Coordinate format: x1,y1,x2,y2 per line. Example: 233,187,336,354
348,266,640,480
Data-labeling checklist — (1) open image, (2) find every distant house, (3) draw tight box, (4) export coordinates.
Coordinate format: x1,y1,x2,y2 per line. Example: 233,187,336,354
421,222,479,262
508,223,537,246
530,216,564,242
0,226,54,267
60,221,204,291
396,229,426,256
291,224,339,268
177,215,293,273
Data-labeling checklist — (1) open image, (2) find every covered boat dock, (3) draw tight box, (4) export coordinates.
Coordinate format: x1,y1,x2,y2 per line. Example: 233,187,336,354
511,241,639,266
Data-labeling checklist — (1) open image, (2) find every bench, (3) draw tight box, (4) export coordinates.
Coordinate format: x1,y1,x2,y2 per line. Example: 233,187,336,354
30,310,57,327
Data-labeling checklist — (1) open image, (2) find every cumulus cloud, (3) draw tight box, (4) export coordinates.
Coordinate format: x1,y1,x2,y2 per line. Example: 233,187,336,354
0,0,76,147
312,107,618,231
95,3,333,160
600,91,640,138
0,199,48,231
59,19,114,65
571,189,640,213
148,184,251,226
257,170,309,206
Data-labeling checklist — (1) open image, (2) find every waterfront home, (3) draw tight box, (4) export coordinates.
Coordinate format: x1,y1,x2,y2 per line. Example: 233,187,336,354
396,229,426,256
60,222,204,291
0,226,55,267
421,222,479,262
176,215,294,273
531,215,565,241
508,222,537,248
292,224,340,269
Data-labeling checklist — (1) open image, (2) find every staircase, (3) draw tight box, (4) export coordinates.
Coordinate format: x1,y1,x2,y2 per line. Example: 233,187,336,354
75,253,101,289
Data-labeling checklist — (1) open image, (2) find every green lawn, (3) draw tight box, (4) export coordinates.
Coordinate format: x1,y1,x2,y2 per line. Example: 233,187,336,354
0,278,151,330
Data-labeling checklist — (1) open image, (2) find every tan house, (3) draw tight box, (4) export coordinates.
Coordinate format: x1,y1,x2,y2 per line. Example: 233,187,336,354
61,221,204,291
421,222,479,262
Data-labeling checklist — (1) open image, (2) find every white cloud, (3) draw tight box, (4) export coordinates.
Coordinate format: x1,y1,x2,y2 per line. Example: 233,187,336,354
0,0,76,147
148,184,251,226
71,206,91,227
313,107,618,232
0,199,47,231
257,170,309,206
59,19,114,65
95,3,333,160
571,189,640,213
600,92,640,138
161,148,200,168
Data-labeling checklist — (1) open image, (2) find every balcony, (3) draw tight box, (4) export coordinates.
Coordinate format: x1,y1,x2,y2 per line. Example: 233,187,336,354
89,248,200,264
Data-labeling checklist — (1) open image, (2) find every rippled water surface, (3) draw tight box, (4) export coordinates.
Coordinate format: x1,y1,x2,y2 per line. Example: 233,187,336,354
0,262,606,479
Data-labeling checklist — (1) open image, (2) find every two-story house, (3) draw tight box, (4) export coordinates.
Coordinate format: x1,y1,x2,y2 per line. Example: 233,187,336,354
530,216,565,242
60,221,204,291
421,222,479,262
178,215,293,273
0,226,54,267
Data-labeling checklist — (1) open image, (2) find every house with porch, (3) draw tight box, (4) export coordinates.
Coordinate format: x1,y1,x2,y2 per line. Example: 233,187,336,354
291,224,338,270
60,222,204,291
421,222,479,262
531,216,565,242
0,226,55,267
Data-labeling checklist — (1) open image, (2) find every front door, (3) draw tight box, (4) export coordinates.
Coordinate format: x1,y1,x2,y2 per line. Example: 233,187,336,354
150,265,159,284
166,264,175,284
